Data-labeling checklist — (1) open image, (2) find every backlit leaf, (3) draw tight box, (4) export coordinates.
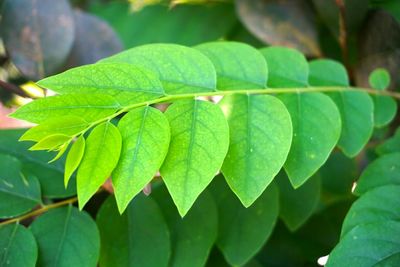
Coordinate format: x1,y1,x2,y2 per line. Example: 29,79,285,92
64,136,85,187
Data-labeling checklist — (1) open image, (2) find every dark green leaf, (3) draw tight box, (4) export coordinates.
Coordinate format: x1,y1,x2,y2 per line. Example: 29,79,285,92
355,152,400,195
0,224,37,267
30,206,100,267
327,221,400,266
153,184,218,267
0,129,76,198
210,176,279,266
309,59,374,157
112,106,170,213
376,127,400,155
101,44,217,94
0,154,41,218
0,0,74,80
160,100,229,216
37,63,164,106
341,185,400,237
10,94,121,124
77,122,121,209
96,195,170,267
276,172,321,231
236,0,321,56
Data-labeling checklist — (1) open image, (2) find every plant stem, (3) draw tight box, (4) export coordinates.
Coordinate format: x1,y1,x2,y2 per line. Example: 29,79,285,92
0,196,78,226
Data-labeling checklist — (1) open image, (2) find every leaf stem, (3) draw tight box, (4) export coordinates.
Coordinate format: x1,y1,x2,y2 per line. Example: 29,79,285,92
0,196,78,226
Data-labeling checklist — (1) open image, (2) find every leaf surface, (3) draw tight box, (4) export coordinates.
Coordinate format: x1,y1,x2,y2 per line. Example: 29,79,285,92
64,136,85,187
160,100,229,216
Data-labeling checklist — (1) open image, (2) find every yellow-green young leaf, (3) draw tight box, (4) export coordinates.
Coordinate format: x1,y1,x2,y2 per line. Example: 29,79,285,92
219,95,292,206
10,93,120,124
97,195,170,267
48,142,69,163
0,224,37,267
37,63,165,106
64,136,85,187
195,41,268,89
309,59,374,157
77,122,122,209
30,206,100,267
29,134,71,151
112,106,170,213
101,43,217,94
260,47,342,187
368,68,397,127
160,100,229,216
20,116,89,142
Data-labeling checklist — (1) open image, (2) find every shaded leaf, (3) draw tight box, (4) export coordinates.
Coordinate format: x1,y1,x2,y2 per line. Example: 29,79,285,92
96,195,170,267
236,0,321,56
0,154,41,218
77,122,122,209
0,0,75,80
101,44,217,94
0,129,76,198
160,100,229,216
355,152,400,195
38,63,164,106
112,106,170,213
65,10,123,67
368,68,397,127
341,185,400,237
64,136,85,187
276,172,321,231
210,176,279,266
90,2,237,48
10,93,121,124
327,221,400,266
30,206,100,267
152,184,217,267
0,224,37,267
376,127,400,155
309,59,373,157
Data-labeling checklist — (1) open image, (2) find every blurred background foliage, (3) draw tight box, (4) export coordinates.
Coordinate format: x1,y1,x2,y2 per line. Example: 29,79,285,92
0,0,399,266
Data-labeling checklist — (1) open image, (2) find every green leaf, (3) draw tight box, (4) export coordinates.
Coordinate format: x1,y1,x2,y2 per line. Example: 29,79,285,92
30,206,100,267
64,136,85,187
96,195,170,267
279,93,341,187
369,68,397,127
20,116,89,142
236,0,321,56
195,41,268,89
112,106,170,213
309,59,374,157
0,0,74,80
10,93,121,124
354,152,400,195
327,221,400,266
260,46,309,87
276,171,321,231
0,224,37,267
261,47,342,187
37,63,165,106
376,127,400,155
0,154,41,218
28,134,71,151
160,100,229,216
101,44,217,94
0,129,76,198
152,184,218,267
219,94,292,206
341,185,400,238
77,122,122,209
210,176,279,266
90,2,237,48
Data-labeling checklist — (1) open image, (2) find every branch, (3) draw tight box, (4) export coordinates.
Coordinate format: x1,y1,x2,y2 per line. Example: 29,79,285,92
335,0,349,68
0,80,32,99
